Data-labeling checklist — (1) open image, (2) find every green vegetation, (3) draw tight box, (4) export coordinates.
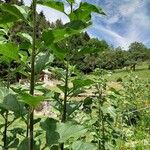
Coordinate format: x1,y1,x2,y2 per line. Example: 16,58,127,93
0,0,150,150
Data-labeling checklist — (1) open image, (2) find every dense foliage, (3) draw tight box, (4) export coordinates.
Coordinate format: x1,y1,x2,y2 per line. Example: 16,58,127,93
0,0,149,150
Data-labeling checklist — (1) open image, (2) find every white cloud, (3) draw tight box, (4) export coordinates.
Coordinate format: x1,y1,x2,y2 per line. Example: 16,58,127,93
24,0,69,23
119,0,141,16
91,0,150,48
90,25,129,49
37,5,69,23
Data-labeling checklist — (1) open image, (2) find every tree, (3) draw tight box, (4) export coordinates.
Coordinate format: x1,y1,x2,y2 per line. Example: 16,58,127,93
127,42,147,71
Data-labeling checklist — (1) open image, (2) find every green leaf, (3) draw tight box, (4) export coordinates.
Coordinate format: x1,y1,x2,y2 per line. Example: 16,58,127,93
35,51,54,74
41,119,87,144
0,4,27,24
0,43,19,60
37,0,64,12
0,86,9,101
0,94,24,114
42,20,89,46
17,138,28,150
17,33,32,44
72,78,94,90
72,141,97,150
49,43,68,60
18,93,44,108
57,122,87,143
67,0,75,3
40,118,60,146
8,138,19,148
66,102,82,116
17,138,38,150
69,2,105,22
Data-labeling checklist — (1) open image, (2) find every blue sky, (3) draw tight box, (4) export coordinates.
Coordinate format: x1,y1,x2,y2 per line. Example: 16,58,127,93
24,0,150,49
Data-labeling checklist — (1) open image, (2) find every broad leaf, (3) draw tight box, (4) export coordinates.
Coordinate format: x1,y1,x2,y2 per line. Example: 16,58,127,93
49,43,68,60
17,138,39,150
37,0,64,12
0,86,9,101
0,94,25,115
0,43,19,60
66,102,82,116
72,141,97,150
69,2,105,22
8,138,19,148
72,78,94,90
41,119,87,144
40,118,60,146
42,20,89,46
17,33,32,44
0,4,27,24
18,93,44,108
57,122,87,143
35,51,54,74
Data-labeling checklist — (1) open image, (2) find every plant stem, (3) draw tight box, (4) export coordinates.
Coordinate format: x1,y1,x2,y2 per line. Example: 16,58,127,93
3,65,11,149
3,111,8,150
61,62,69,123
29,0,37,149
97,84,101,150
97,84,105,150
60,62,69,150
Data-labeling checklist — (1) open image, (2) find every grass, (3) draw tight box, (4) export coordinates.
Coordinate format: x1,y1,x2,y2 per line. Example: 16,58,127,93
86,62,150,83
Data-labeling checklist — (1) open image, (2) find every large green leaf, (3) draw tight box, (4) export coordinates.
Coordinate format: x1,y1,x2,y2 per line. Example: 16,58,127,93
18,93,45,108
35,51,54,74
57,122,87,143
50,43,68,60
17,33,32,44
40,118,60,146
17,138,39,150
69,2,105,22
0,91,26,116
0,4,27,24
72,141,97,150
0,43,19,60
66,102,82,116
72,78,94,90
37,0,64,12
0,86,9,101
1,94,20,112
41,119,87,144
42,20,89,46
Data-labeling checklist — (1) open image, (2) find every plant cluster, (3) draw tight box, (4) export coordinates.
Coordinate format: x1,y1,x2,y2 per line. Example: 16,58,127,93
0,0,149,150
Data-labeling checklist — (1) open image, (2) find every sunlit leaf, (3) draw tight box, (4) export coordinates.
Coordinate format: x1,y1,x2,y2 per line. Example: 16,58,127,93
69,2,105,22
72,141,97,150
0,43,19,60
18,93,45,108
37,0,64,12
0,4,27,24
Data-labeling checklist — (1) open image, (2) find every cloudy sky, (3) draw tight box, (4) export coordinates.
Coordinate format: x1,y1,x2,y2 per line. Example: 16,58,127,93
24,0,150,49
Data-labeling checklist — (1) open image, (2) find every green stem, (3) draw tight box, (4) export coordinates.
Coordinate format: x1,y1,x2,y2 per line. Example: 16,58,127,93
60,62,69,150
3,111,8,150
3,65,11,149
101,111,105,150
97,84,105,150
29,0,37,149
61,62,69,123
98,85,101,150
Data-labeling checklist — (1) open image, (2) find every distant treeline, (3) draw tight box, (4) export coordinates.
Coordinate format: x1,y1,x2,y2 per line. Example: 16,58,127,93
0,0,150,76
